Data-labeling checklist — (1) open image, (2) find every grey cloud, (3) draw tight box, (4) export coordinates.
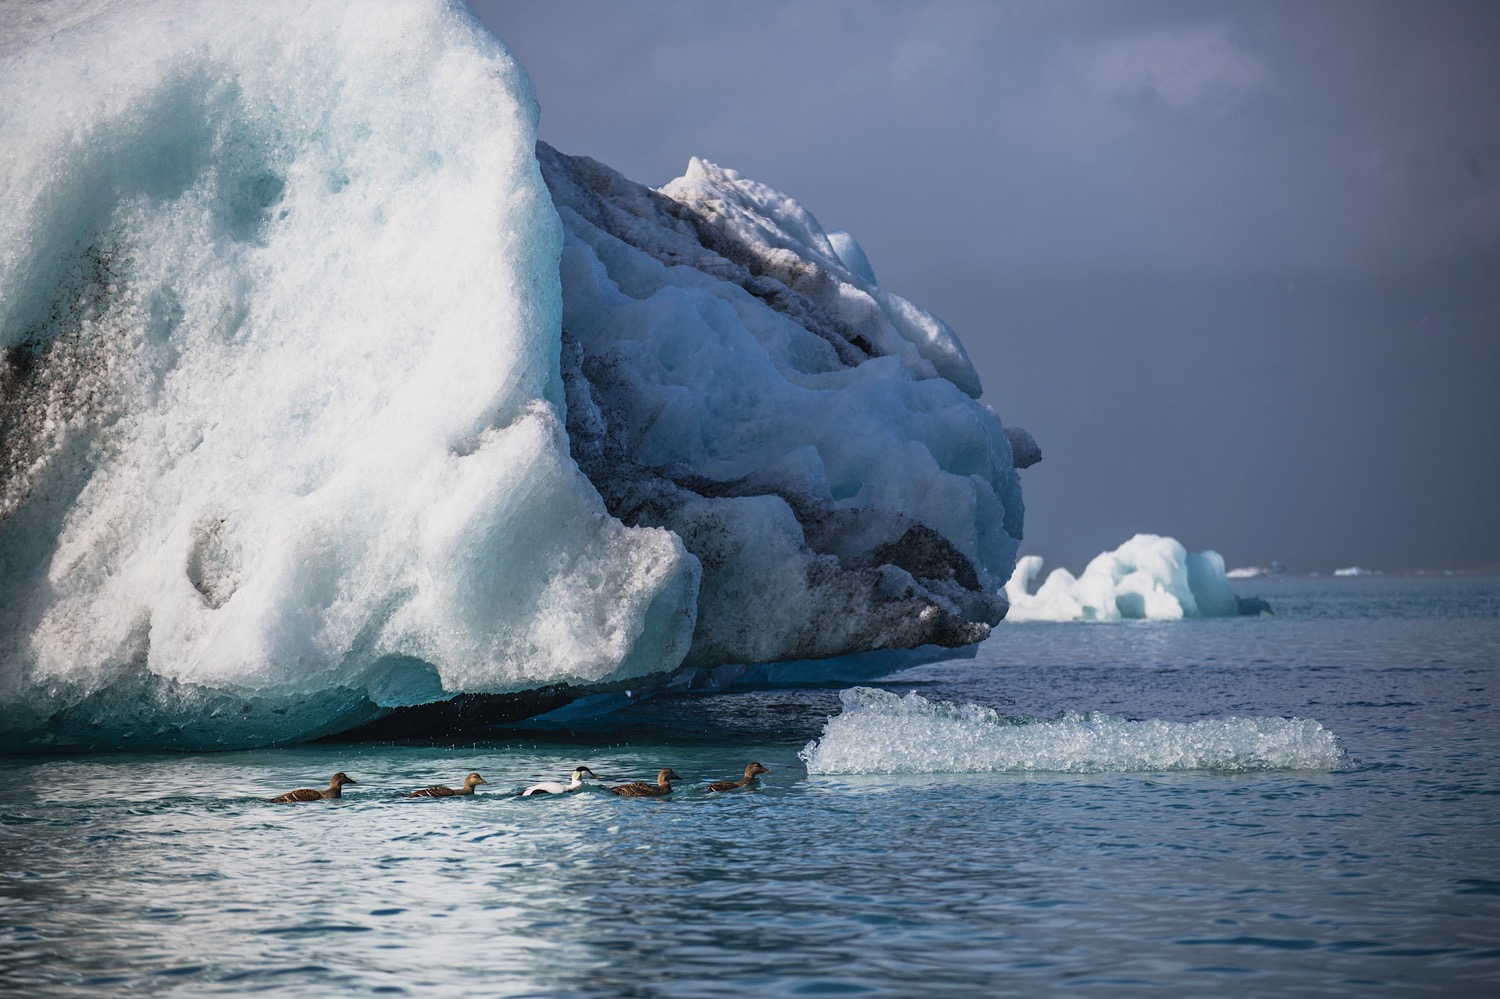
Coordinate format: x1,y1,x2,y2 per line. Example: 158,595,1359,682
1079,23,1270,110
469,0,1500,572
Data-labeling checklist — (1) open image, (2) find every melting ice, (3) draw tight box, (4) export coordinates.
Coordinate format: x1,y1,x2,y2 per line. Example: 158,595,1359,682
0,1,1028,748
801,687,1348,774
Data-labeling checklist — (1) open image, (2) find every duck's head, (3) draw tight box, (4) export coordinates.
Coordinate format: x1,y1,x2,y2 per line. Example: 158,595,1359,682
745,762,770,778
331,772,356,787
574,767,599,780
659,768,682,783
464,773,488,787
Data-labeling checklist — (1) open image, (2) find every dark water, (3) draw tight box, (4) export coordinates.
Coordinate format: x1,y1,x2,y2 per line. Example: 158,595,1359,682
2,574,1498,996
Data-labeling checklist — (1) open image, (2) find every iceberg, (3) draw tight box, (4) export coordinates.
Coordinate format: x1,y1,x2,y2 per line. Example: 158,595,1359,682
1003,534,1265,622
1226,561,1284,579
0,1,1028,749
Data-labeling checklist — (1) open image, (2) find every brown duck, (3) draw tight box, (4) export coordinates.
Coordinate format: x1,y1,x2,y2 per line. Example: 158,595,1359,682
608,768,681,798
269,772,356,803
706,762,770,793
404,773,489,798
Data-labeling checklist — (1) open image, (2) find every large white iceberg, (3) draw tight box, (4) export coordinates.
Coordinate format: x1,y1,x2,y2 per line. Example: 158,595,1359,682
0,1,1029,749
1003,534,1251,622
0,0,701,747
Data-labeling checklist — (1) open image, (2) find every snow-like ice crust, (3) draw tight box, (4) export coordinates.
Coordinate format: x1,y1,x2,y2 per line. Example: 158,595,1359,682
1003,533,1241,622
0,2,1027,748
0,0,698,748
662,159,984,399
801,687,1348,774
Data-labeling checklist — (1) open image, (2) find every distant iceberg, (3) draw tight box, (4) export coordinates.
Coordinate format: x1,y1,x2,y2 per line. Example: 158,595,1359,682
0,1,1028,749
1227,561,1284,579
1333,566,1381,577
1003,534,1267,622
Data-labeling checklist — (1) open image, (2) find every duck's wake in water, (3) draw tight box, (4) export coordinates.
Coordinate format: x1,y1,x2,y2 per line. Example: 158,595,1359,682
800,686,1348,774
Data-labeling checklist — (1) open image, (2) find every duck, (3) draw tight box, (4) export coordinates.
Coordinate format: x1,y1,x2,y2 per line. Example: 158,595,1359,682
706,762,770,793
522,766,599,796
607,768,681,798
403,773,489,798
269,772,356,803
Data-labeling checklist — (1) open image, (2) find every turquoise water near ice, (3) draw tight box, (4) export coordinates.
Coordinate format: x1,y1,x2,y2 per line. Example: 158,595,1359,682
3,574,1498,996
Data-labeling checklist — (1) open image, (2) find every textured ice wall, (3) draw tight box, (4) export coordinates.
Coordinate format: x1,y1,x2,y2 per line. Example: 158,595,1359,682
542,146,1028,666
0,0,698,748
1003,534,1243,622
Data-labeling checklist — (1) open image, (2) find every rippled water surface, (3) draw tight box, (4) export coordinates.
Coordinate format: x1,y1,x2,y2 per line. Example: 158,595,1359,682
3,575,1499,996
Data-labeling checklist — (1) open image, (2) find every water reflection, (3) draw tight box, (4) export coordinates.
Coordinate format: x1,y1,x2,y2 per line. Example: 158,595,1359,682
1,577,1498,994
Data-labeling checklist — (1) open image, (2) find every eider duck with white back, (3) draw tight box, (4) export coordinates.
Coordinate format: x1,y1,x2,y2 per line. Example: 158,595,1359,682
706,762,770,792
269,772,356,803
608,768,681,797
523,766,599,795
403,773,488,798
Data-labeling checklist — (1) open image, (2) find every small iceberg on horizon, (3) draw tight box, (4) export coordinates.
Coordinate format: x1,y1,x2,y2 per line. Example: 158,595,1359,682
1227,561,1285,579
1003,534,1270,622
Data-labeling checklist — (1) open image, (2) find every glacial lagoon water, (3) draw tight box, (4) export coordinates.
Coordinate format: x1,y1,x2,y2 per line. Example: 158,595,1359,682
2,574,1498,996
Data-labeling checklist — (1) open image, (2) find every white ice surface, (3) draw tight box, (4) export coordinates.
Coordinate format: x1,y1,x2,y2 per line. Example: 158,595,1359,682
662,159,984,398
0,0,697,746
1003,534,1241,622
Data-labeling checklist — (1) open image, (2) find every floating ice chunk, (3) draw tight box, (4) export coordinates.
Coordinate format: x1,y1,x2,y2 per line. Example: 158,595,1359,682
1003,534,1245,622
1333,566,1381,577
801,687,1348,774
0,0,697,749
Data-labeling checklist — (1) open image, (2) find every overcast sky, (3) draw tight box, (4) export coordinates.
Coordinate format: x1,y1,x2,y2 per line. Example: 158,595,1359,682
471,0,1500,573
